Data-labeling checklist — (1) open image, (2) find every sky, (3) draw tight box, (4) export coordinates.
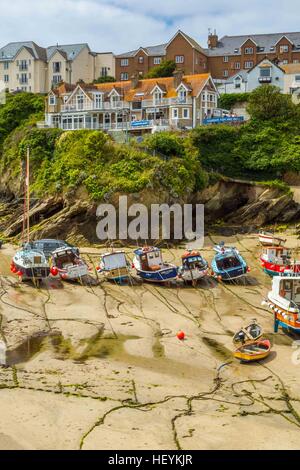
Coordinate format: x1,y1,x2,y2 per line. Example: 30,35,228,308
0,0,300,54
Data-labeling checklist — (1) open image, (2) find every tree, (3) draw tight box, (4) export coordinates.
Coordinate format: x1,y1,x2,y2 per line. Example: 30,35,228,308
93,76,116,84
145,60,176,79
247,85,297,121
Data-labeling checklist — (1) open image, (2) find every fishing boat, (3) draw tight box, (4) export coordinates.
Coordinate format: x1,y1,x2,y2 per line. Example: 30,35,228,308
11,248,50,286
233,319,263,346
211,242,249,281
11,148,50,286
132,246,178,283
177,250,209,284
97,250,131,283
234,339,271,363
260,245,300,276
264,273,300,333
51,247,89,281
258,230,286,247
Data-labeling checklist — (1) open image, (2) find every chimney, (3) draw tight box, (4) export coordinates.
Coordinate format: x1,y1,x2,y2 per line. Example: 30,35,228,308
208,29,218,49
173,69,184,88
131,72,140,88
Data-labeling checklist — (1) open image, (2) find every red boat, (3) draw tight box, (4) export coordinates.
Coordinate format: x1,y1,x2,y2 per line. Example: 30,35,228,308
260,246,300,277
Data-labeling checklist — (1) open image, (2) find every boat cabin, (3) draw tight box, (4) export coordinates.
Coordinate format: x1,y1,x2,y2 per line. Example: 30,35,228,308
261,246,291,264
102,252,127,270
182,251,206,269
135,247,164,272
274,276,300,306
216,253,240,270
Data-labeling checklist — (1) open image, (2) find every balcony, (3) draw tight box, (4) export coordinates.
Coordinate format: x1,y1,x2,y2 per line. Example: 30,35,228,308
258,76,272,83
61,100,130,112
142,97,192,108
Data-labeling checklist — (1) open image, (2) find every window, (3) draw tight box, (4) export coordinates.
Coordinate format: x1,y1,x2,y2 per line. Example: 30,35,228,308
260,68,271,77
223,70,228,77
76,94,84,110
235,62,241,69
20,60,27,70
120,72,128,80
49,94,56,105
295,75,300,82
244,61,253,69
234,78,241,89
293,59,300,64
282,59,288,65
101,67,108,77
153,90,162,104
138,56,144,64
177,86,187,103
4,62,9,70
121,58,129,66
53,62,61,73
280,45,289,53
172,108,178,119
20,73,27,83
153,57,161,65
244,47,254,54
223,56,229,63
52,75,62,84
175,55,184,64
94,93,103,109
4,74,9,83
183,108,190,119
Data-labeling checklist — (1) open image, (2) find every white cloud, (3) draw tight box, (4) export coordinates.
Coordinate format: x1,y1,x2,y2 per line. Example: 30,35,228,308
0,0,299,53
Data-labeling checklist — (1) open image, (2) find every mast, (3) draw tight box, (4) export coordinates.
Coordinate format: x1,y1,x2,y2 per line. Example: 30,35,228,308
26,147,30,243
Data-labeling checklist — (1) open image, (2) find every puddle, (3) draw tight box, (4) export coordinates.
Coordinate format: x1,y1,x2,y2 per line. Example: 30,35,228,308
6,331,62,366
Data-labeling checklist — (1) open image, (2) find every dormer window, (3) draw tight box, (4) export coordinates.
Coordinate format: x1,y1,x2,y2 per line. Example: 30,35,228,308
76,93,84,110
110,92,120,108
153,90,162,104
280,45,289,53
244,47,254,54
49,94,56,106
177,86,187,103
94,93,103,109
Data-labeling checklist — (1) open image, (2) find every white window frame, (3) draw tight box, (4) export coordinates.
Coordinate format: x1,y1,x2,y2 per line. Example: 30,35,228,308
153,57,161,65
120,72,128,81
4,62,9,70
244,47,254,54
223,70,229,77
182,108,190,119
244,61,253,69
172,108,179,119
121,58,129,66
4,74,9,83
293,59,300,64
138,56,144,64
49,94,56,106
280,45,289,53
223,56,229,63
235,62,241,69
94,92,103,109
175,55,184,64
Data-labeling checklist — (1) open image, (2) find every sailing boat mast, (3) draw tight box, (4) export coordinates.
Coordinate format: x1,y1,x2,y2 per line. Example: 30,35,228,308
25,147,30,243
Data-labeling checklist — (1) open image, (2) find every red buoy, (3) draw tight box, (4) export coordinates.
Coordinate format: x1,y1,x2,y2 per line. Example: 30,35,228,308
12,266,18,274
17,271,23,277
177,331,185,341
51,266,58,276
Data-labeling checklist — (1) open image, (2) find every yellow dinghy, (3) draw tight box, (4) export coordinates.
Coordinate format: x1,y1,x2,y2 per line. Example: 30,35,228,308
234,339,271,363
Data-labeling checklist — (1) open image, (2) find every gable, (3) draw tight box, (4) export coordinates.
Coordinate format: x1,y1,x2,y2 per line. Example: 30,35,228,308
166,31,194,52
65,85,92,104
241,38,257,51
14,46,35,61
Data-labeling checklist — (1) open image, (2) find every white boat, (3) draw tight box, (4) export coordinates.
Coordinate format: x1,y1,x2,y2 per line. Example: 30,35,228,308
178,250,209,284
12,248,50,285
258,230,286,246
51,247,89,281
265,273,300,333
133,246,178,283
97,250,131,282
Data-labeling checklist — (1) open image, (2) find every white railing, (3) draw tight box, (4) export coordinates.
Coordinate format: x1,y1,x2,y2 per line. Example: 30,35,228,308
55,119,171,132
142,97,192,108
61,101,129,112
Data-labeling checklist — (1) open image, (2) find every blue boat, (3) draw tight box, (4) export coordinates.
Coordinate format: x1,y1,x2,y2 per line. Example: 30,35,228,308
211,242,249,281
133,246,178,283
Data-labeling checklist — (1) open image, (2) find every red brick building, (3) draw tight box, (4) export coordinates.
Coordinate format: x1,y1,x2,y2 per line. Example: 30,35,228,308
116,30,300,81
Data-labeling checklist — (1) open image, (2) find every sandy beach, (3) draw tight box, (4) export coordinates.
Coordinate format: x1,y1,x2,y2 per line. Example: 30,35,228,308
0,232,299,450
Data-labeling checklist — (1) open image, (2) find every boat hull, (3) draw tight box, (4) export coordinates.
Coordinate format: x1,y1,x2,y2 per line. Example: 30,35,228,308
102,267,130,282
179,268,209,282
234,339,271,362
261,258,300,277
267,300,300,333
259,234,286,246
211,265,248,281
57,265,89,281
13,261,50,281
135,266,178,283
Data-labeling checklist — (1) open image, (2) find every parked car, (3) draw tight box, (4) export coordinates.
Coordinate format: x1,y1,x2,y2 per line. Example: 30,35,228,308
24,239,79,260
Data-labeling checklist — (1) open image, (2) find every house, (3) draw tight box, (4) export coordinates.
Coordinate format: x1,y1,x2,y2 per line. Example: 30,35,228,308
44,72,218,135
0,41,115,94
282,63,300,94
216,70,248,94
116,30,300,81
115,30,208,82
247,58,285,92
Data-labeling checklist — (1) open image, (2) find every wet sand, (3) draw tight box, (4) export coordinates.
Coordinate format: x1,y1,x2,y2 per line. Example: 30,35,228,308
0,233,300,450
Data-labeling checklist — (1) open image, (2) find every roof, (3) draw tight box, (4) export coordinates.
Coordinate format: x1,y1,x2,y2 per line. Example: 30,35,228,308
282,63,300,74
46,43,89,61
116,43,167,58
205,31,300,57
0,41,47,61
222,70,248,84
59,73,212,102
166,30,205,54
